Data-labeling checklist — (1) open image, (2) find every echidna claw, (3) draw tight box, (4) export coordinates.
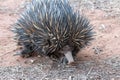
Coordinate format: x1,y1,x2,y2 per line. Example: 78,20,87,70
60,57,68,65
13,50,31,58
13,51,22,56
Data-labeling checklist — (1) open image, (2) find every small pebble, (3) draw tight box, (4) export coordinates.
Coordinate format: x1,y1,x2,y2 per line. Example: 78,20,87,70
68,76,74,80
99,24,106,31
114,35,119,38
93,46,103,54
30,59,35,64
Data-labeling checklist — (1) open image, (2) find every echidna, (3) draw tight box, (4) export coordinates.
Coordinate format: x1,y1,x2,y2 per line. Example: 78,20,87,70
12,0,94,65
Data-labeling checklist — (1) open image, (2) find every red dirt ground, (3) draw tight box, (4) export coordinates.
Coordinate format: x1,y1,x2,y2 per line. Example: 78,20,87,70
0,0,120,66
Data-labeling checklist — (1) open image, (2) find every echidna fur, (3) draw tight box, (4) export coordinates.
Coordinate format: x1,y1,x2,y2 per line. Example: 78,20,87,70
12,0,94,63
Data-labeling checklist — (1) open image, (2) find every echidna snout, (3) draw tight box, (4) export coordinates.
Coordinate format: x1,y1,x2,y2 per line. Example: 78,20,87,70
60,45,74,64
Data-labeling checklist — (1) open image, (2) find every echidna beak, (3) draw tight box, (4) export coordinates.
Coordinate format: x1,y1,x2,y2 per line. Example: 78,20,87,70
64,51,74,64
61,45,75,65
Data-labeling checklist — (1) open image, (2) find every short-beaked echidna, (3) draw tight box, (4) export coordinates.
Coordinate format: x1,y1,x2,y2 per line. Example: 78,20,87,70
12,0,94,64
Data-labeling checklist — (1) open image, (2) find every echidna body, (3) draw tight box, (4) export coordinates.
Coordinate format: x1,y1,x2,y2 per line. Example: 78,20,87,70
12,0,94,64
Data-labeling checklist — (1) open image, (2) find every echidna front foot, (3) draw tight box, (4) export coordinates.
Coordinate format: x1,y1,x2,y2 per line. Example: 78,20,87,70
14,47,33,58
60,56,77,66
60,56,68,65
20,48,33,58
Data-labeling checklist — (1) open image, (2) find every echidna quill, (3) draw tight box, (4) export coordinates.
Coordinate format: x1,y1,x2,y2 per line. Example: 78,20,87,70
12,0,94,65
